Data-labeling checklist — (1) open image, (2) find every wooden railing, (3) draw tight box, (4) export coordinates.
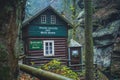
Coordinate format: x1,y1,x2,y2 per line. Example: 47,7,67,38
19,63,73,80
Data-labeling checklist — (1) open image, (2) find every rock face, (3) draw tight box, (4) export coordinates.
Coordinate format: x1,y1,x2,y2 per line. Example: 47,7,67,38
111,36,120,78
93,1,120,75
78,0,120,78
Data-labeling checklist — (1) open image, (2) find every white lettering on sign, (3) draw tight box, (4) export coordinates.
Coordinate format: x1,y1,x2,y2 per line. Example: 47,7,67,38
48,32,55,34
48,27,58,30
39,27,47,29
41,32,47,34
39,27,58,35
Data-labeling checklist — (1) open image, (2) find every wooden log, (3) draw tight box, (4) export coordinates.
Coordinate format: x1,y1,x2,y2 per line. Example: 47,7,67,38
19,64,73,80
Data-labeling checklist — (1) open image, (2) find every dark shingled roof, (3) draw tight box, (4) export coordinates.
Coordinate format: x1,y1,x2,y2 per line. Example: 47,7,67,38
22,6,73,29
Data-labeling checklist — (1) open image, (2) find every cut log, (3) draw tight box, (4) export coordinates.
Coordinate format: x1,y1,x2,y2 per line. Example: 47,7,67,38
19,64,73,80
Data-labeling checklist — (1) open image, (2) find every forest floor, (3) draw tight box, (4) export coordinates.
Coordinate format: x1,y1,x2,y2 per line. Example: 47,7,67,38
18,73,85,80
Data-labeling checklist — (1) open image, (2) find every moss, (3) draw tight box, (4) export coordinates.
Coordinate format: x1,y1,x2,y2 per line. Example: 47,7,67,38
0,44,10,80
0,66,10,80
0,43,10,80
0,44,8,61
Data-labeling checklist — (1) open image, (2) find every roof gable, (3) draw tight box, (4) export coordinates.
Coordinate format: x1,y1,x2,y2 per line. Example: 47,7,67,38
22,6,73,28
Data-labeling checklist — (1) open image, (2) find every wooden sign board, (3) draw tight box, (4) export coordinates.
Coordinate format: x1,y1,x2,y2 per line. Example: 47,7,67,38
29,40,43,50
28,26,67,37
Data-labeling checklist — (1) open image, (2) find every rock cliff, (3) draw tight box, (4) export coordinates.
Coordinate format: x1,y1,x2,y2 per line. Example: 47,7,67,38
78,0,120,78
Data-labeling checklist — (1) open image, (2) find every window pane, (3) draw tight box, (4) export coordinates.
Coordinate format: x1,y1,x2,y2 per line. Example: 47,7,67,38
49,42,52,46
41,15,46,23
45,43,48,46
50,50,52,54
46,50,48,54
51,15,56,24
46,47,48,50
50,47,52,50
44,40,54,56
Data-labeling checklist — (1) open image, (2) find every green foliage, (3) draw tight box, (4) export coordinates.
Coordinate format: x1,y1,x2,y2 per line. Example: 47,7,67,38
0,43,10,80
0,43,7,61
40,59,79,80
70,5,75,12
0,66,10,80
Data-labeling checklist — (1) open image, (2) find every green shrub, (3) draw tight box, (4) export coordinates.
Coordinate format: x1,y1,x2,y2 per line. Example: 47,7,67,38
40,59,79,80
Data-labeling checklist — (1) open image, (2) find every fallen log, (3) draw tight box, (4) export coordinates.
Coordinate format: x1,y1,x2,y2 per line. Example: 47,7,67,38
19,64,73,80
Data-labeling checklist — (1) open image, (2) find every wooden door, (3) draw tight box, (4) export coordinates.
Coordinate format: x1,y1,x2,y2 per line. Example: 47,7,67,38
68,47,82,71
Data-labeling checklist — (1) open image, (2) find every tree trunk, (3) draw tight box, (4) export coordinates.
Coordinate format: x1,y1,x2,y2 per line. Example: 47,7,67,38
72,26,76,40
6,11,19,80
63,0,78,40
72,0,77,40
84,0,94,80
0,1,26,80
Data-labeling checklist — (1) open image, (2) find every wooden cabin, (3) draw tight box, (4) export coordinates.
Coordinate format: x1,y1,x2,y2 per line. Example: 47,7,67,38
22,6,73,66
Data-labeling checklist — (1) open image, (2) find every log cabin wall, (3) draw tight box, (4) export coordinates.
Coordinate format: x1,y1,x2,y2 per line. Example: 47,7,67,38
24,37,68,66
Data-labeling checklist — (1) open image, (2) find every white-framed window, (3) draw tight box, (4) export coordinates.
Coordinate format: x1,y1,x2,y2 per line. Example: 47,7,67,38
41,15,46,24
43,40,54,56
51,15,56,24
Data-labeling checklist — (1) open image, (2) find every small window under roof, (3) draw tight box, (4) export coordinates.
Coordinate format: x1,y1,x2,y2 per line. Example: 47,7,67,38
51,15,56,24
41,15,46,24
